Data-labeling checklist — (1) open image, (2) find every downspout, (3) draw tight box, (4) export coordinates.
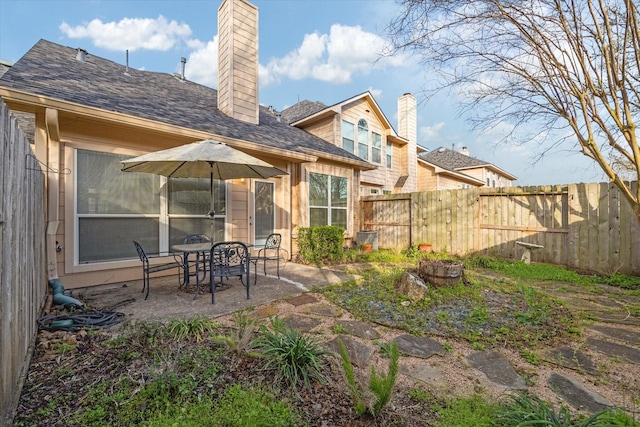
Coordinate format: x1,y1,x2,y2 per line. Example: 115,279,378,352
45,108,60,281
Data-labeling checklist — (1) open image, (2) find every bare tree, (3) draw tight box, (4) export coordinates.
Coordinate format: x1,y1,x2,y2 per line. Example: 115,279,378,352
386,0,640,223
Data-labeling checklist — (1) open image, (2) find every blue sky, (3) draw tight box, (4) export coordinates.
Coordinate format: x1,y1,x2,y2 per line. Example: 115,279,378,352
0,0,603,185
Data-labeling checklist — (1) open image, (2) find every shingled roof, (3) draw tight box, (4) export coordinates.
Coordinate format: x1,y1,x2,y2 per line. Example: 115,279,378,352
420,146,517,181
420,147,490,170
280,100,328,124
0,39,369,167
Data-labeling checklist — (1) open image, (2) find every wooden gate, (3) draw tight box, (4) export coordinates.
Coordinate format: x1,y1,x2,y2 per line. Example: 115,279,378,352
360,195,411,250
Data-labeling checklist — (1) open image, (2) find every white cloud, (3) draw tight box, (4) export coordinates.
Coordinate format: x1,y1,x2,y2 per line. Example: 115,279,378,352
183,37,219,87
261,24,406,86
59,16,193,51
368,86,383,98
420,122,446,143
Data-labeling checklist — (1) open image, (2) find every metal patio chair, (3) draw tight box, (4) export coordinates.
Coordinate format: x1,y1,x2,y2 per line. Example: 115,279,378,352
209,241,250,304
133,241,184,300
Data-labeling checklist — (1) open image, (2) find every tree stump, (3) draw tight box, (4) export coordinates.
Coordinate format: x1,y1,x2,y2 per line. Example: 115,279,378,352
418,259,464,286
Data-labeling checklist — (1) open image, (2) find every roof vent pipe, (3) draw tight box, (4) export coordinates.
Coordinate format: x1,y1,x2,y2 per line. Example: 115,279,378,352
276,112,282,123
180,57,186,80
124,50,130,75
75,48,87,62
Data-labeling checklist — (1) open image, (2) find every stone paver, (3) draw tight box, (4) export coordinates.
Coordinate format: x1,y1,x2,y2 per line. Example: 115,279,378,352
336,320,381,340
306,304,342,318
400,364,449,391
586,337,640,364
542,346,599,375
393,334,446,359
547,373,611,412
287,294,318,306
466,350,527,391
326,335,375,367
283,314,321,332
588,325,640,345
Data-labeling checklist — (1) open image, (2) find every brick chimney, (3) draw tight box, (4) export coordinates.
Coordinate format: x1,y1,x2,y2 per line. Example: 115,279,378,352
217,0,259,124
397,93,417,192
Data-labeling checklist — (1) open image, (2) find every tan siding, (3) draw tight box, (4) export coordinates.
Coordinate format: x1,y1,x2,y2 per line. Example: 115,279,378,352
439,175,464,189
301,118,336,145
417,163,437,191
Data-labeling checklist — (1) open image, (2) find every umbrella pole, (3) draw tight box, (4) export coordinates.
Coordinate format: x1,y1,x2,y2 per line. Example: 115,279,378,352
209,171,216,240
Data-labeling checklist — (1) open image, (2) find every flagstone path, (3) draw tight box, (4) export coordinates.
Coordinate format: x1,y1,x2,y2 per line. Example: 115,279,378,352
262,283,640,415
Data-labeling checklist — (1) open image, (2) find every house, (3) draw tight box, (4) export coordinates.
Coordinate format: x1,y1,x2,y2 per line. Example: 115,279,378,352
417,146,517,190
281,92,418,197
0,0,421,289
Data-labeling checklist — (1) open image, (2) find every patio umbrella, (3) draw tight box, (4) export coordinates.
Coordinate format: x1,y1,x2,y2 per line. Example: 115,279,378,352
121,138,288,215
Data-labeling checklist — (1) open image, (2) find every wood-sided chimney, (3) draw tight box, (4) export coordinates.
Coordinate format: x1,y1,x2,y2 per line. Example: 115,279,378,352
217,0,259,125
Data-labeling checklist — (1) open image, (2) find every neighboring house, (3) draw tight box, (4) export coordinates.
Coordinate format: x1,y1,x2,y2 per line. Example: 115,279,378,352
282,92,418,197
417,146,517,190
0,0,420,289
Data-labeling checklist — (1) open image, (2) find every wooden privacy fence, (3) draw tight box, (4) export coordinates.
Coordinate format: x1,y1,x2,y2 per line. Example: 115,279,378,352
0,100,46,424
360,183,640,275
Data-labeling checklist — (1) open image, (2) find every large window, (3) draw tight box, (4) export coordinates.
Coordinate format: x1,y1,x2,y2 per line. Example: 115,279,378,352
75,148,227,264
309,172,348,230
168,177,226,247
372,132,381,164
342,120,354,154
77,149,160,263
357,119,368,161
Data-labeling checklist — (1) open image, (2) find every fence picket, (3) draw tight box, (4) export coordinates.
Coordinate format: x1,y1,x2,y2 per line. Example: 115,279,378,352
361,182,639,275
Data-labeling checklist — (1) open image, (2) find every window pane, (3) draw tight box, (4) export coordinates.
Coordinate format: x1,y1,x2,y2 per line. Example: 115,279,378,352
358,121,368,160
342,120,354,154
79,217,159,263
331,208,347,230
331,176,348,208
310,207,328,227
169,217,225,247
254,181,275,246
77,150,159,214
168,177,225,216
372,133,381,163
386,142,392,168
309,173,328,206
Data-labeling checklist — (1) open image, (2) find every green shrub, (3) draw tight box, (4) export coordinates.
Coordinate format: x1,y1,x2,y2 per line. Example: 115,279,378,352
167,315,220,342
255,317,329,390
498,392,638,426
297,226,344,265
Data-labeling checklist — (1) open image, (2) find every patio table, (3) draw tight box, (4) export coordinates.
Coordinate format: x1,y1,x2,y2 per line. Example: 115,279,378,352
172,242,213,299
172,242,255,299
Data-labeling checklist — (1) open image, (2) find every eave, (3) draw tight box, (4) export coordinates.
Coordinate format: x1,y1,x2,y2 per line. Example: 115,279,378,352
0,87,316,162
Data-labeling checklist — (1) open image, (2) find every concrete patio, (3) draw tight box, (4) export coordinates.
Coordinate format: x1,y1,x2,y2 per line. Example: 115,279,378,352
72,261,360,322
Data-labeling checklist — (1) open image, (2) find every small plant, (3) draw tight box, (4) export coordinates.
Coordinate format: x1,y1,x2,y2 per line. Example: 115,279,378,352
167,314,219,342
436,394,499,427
332,323,346,334
521,349,541,365
146,384,304,427
376,340,398,358
214,309,262,356
498,392,637,426
255,317,329,390
338,339,399,417
472,342,486,351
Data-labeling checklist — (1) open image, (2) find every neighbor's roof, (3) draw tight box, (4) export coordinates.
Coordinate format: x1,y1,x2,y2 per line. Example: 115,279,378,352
283,91,407,144
0,39,373,169
420,147,517,180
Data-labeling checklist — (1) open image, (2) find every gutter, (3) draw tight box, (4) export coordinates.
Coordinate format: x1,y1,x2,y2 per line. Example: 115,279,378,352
45,108,60,281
